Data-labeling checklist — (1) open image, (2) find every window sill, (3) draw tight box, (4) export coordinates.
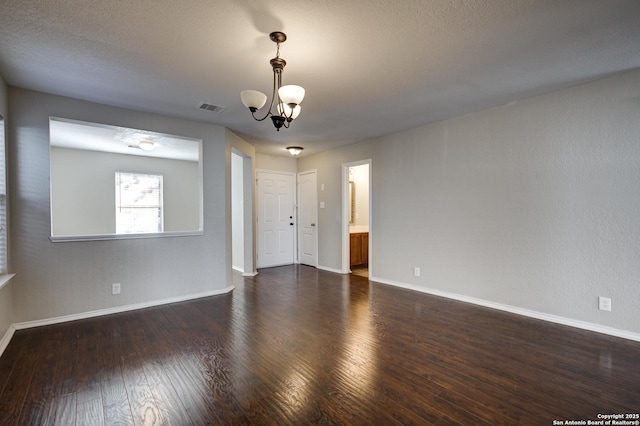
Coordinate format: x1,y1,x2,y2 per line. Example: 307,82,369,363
49,230,204,243
0,274,15,291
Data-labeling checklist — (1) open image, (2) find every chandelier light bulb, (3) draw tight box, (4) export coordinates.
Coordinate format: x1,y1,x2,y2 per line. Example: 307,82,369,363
278,103,301,120
278,85,305,106
240,90,267,111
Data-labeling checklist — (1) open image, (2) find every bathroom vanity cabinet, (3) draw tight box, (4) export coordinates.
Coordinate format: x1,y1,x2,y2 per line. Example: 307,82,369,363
350,232,369,267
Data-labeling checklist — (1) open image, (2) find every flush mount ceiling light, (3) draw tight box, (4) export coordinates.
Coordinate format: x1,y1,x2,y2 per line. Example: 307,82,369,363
241,31,305,131
138,139,156,151
286,146,303,156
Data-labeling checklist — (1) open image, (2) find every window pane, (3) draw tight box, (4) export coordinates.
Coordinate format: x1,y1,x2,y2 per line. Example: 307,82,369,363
115,171,163,234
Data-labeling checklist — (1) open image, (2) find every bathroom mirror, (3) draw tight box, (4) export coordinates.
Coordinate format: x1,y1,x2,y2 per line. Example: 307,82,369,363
349,181,355,225
49,117,203,242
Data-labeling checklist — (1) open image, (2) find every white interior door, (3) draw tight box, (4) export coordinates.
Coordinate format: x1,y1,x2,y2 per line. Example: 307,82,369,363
297,170,317,267
257,171,295,268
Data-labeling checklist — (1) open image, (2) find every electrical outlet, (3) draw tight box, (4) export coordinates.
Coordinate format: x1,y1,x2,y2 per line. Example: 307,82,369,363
112,283,121,295
414,267,421,277
598,296,611,312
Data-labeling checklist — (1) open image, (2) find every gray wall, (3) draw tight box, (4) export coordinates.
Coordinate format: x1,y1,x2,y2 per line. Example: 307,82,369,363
8,88,231,323
256,153,297,173
299,69,640,335
0,75,13,340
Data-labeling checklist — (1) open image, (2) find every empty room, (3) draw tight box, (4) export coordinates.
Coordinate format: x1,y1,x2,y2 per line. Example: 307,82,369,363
0,1,639,424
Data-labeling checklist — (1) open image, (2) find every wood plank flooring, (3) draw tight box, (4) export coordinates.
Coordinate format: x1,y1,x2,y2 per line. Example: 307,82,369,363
1,265,639,425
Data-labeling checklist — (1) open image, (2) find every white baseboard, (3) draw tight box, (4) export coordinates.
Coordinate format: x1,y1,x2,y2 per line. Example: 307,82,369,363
12,286,235,332
232,265,257,277
0,324,16,357
370,275,640,342
317,264,345,274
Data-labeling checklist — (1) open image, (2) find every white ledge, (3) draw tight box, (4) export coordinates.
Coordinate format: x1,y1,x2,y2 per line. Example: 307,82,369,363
49,230,204,243
0,274,16,291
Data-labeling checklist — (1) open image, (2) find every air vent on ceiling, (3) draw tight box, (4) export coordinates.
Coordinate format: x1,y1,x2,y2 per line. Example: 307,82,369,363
197,102,225,113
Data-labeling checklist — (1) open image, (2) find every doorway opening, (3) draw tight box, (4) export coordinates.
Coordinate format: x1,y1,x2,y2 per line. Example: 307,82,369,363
231,150,256,276
342,160,371,278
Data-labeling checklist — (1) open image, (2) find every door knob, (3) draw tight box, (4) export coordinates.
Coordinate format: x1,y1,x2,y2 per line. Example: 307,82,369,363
311,223,316,227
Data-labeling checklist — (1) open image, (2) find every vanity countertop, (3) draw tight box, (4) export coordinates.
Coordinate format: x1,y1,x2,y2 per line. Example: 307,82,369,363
349,226,369,234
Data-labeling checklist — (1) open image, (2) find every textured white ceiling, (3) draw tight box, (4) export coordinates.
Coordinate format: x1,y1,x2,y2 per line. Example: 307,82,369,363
1,0,639,157
50,118,200,162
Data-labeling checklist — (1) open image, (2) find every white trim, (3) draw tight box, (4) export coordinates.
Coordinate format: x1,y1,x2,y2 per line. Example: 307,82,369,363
234,266,258,277
50,230,204,243
13,286,234,331
0,324,16,356
0,273,15,290
370,275,640,342
317,264,344,274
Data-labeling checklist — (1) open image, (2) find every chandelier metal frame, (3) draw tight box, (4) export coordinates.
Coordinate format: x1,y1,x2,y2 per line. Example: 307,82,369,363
240,32,305,131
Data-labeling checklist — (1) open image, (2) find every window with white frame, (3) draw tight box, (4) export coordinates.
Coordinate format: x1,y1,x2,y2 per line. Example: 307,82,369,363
115,171,164,234
0,115,7,273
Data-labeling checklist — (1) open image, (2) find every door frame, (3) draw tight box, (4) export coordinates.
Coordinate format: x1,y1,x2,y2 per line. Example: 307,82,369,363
297,169,318,267
255,169,297,269
341,159,372,275
231,148,256,276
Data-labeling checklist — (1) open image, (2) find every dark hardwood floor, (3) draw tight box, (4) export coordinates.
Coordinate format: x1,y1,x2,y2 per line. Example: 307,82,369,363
1,265,639,425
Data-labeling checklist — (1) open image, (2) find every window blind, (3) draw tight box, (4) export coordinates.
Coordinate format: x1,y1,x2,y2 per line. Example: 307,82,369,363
0,116,7,273
115,171,164,234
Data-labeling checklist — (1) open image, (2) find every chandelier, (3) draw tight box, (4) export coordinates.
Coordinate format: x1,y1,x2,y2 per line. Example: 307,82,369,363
240,32,305,131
